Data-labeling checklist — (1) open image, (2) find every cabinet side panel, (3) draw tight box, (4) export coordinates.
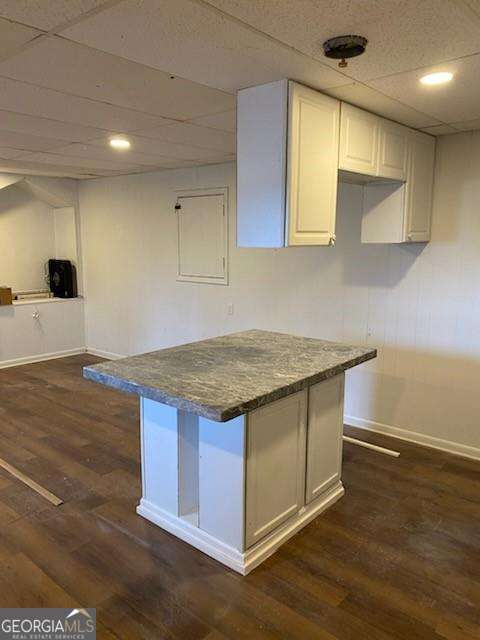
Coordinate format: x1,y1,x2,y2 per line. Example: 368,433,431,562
306,374,345,503
237,81,287,248
198,415,246,551
141,398,180,515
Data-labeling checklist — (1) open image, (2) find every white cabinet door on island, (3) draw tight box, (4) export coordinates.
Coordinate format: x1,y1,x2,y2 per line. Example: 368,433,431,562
237,80,340,247
84,330,376,574
306,375,345,503
245,390,307,547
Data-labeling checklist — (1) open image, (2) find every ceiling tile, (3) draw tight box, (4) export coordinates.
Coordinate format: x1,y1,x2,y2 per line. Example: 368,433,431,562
0,1,112,31
0,109,106,142
0,76,175,132
324,83,440,128
0,147,27,159
421,124,459,135
0,36,235,119
89,133,234,161
18,150,143,172
0,129,67,151
0,16,41,59
449,118,480,132
204,0,480,81
189,110,236,132
368,55,480,123
50,142,173,166
60,0,348,92
131,123,235,153
0,158,93,178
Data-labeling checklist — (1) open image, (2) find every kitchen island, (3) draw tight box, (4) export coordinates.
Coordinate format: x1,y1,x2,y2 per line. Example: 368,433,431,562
84,330,376,574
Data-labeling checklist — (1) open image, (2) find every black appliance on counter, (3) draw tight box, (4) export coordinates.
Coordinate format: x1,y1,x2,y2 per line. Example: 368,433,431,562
48,259,77,298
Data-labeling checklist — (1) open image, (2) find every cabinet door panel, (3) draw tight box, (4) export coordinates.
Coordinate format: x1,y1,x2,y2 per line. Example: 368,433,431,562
405,132,435,242
245,390,307,548
306,374,344,503
339,103,379,176
378,122,408,180
287,82,339,246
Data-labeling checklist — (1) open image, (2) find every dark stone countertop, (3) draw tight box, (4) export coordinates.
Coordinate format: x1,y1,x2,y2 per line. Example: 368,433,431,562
83,330,376,422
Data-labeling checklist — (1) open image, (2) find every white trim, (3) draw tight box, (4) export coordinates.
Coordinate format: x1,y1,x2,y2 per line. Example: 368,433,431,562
86,348,125,360
0,347,86,370
12,297,83,307
344,415,480,461
137,482,344,575
343,435,400,458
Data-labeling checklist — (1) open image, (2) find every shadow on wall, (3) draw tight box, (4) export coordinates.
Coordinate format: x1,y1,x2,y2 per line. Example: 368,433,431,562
334,182,429,288
341,240,427,288
0,182,32,214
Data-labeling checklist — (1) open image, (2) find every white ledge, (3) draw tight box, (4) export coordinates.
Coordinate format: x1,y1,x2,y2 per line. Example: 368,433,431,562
10,296,83,307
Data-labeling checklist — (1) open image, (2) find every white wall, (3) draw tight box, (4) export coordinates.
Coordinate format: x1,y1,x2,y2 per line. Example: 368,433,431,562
79,132,480,458
54,206,78,266
0,184,54,291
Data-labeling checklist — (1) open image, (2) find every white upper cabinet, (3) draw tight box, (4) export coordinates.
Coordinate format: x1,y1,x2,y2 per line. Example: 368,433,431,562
339,103,379,177
361,130,435,243
377,119,408,181
237,79,436,248
405,131,436,242
340,103,408,181
237,80,340,248
287,82,340,246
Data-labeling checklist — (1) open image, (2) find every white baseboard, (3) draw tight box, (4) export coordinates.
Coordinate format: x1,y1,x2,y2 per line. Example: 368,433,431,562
344,415,480,461
0,347,86,370
137,483,344,575
85,347,125,360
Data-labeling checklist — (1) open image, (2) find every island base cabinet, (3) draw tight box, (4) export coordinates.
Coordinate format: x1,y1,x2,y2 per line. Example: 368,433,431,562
137,383,345,575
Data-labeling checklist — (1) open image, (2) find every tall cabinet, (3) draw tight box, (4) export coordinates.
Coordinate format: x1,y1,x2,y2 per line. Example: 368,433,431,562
237,80,339,248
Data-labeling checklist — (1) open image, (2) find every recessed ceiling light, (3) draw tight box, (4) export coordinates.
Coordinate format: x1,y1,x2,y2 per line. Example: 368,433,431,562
420,71,453,86
109,137,131,150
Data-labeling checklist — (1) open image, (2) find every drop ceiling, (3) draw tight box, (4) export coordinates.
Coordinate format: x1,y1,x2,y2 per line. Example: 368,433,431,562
0,0,479,179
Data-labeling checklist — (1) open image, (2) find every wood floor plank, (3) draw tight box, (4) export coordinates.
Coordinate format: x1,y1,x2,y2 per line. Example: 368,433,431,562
0,355,478,640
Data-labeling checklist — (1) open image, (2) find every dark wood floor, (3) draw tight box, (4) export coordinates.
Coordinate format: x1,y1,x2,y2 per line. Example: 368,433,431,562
0,355,479,639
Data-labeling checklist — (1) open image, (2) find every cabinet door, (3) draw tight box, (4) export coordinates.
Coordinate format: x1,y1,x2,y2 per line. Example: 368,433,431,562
286,82,339,246
404,132,435,242
245,390,307,548
339,103,379,176
378,120,408,181
306,374,344,504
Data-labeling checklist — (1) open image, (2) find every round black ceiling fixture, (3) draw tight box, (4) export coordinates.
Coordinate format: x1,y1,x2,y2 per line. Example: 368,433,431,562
323,35,368,68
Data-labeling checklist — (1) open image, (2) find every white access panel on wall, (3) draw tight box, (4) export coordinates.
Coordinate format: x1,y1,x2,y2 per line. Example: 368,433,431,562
176,188,228,285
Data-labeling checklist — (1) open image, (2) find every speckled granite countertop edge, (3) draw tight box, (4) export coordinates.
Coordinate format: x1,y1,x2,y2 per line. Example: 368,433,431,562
83,348,376,422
